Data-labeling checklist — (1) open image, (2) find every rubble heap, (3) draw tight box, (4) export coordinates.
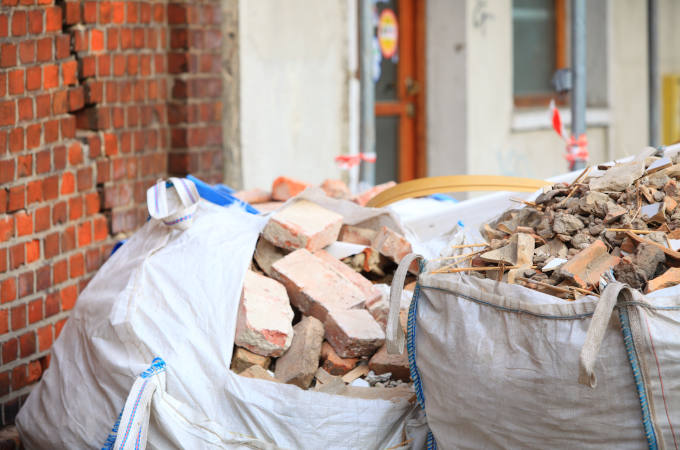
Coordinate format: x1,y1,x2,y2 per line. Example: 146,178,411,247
230,178,416,397
456,153,680,299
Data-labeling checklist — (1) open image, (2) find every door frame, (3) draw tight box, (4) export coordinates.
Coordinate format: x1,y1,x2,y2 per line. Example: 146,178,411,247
374,0,426,182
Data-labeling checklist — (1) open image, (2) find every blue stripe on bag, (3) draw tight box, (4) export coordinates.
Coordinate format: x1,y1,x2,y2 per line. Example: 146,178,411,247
407,259,437,450
618,308,658,450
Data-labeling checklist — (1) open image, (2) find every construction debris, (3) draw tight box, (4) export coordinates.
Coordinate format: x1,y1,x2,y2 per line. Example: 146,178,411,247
230,179,421,392
456,154,680,298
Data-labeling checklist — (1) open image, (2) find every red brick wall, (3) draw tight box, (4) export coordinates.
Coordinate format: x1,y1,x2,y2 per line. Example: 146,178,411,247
0,0,224,426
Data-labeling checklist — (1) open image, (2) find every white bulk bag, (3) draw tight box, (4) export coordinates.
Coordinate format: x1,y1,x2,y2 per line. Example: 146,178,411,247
386,254,680,449
17,180,419,449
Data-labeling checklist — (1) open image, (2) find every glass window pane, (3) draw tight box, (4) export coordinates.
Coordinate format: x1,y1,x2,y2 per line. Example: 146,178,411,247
374,0,399,101
513,0,556,96
375,115,399,183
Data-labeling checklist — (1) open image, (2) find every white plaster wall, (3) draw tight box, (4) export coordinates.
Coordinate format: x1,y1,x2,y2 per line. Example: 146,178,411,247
239,1,349,189
659,0,680,74
426,0,467,177
609,0,649,159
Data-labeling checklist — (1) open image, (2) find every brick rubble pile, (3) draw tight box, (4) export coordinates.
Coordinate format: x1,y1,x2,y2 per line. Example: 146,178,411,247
463,153,680,299
229,177,416,398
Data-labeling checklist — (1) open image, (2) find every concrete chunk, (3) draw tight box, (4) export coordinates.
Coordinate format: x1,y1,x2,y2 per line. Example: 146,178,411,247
589,160,645,192
271,249,368,322
234,270,294,357
231,347,271,374
262,200,343,251
325,309,385,358
275,316,325,388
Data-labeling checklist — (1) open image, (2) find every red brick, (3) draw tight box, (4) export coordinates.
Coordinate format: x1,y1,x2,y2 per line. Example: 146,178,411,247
73,29,87,52
61,115,75,138
69,196,82,220
36,37,52,61
19,40,35,63
18,97,33,120
91,29,103,52
53,146,66,170
28,298,41,324
12,364,26,390
42,175,58,202
17,154,31,177
25,123,39,149
45,6,61,32
0,14,7,38
51,200,66,224
16,211,33,236
0,248,6,273
77,167,92,191
8,127,24,152
85,247,101,272
52,259,67,284
11,304,25,330
61,61,78,85
26,240,39,263
56,34,70,59
84,192,99,215
0,310,7,335
37,325,52,351
1,278,16,303
28,9,42,34
0,43,17,68
64,1,80,24
98,54,111,76
36,150,50,173
44,292,59,317
43,64,58,89
127,2,138,22
60,171,75,195
168,4,188,24
36,265,50,290
353,182,397,207
9,69,24,95
10,243,24,269
104,133,117,155
35,93,50,117
0,160,14,185
3,339,18,365
61,226,75,251
17,271,33,298
320,341,358,376
34,206,50,232
0,130,6,155
19,331,35,357
68,86,84,111
26,66,41,91
8,185,25,211
44,232,59,258
0,100,15,126
11,11,26,36
60,284,77,310
27,179,42,204
82,2,97,23
77,221,91,247
0,217,13,242
94,216,107,241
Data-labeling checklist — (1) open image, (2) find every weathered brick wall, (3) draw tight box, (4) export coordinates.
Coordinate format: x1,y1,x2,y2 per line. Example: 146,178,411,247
0,0,225,427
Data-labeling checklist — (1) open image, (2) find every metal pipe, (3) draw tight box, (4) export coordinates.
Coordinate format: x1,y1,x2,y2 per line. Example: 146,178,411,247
359,0,376,187
648,0,660,147
570,0,587,170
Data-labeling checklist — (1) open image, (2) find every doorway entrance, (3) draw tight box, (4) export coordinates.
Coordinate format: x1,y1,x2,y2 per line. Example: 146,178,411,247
373,0,426,183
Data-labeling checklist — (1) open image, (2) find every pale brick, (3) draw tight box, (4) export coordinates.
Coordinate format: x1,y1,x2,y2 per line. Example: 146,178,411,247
271,176,311,201
255,201,284,213
233,188,271,204
324,308,385,358
371,226,412,265
320,341,358,376
262,200,343,251
366,284,413,329
339,225,376,246
369,345,410,381
239,365,280,383
271,249,367,322
321,179,351,199
275,316,325,388
313,249,381,306
234,270,294,357
230,347,271,374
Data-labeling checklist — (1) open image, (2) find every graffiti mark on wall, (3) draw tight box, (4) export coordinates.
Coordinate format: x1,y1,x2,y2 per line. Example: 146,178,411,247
472,0,494,34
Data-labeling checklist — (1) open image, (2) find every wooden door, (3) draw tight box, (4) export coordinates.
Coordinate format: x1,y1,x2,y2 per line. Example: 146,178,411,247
373,0,425,183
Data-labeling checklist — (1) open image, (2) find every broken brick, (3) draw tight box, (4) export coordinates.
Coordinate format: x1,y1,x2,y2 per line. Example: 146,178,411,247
371,226,412,265
230,347,271,374
369,345,410,381
324,308,385,358
271,249,368,322
253,237,288,277
338,225,376,246
262,199,343,251
320,179,351,199
320,341,358,376
233,188,271,204
274,316,324,388
558,240,620,289
353,181,396,207
234,270,294,357
271,176,310,201
646,267,680,293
